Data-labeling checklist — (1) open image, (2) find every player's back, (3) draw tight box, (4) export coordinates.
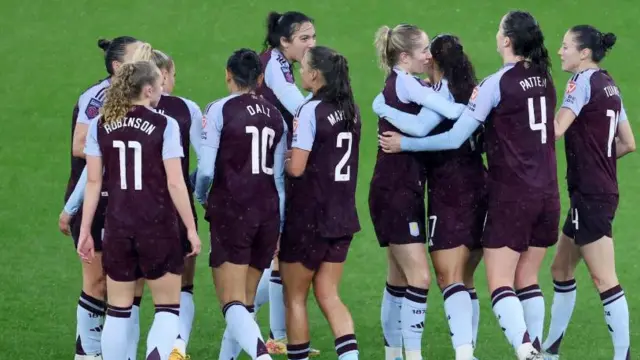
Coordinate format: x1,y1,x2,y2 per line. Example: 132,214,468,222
371,70,427,192
156,94,197,186
207,93,285,218
484,61,558,199
97,105,177,236
290,99,361,238
564,69,622,195
426,79,485,203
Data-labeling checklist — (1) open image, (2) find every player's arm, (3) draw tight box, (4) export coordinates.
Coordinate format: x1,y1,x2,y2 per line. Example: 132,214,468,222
63,166,88,216
162,117,196,233
265,61,306,115
556,77,590,139
273,119,288,232
286,103,316,177
79,120,103,233
615,105,636,158
399,114,481,151
185,98,204,161
194,102,223,204
72,94,103,158
398,74,466,119
372,92,446,137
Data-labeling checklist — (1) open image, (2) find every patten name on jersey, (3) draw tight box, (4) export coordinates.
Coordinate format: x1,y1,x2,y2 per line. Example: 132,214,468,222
103,117,157,135
85,98,103,119
247,103,272,117
519,76,547,91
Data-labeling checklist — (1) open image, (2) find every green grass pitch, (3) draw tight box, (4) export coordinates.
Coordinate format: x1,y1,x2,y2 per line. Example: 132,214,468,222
1,0,639,358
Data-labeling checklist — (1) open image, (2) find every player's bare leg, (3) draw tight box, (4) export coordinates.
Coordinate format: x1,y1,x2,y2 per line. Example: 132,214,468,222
76,254,106,360
313,261,360,360
172,256,196,357
146,273,182,360
382,250,407,360
542,235,581,358
213,263,271,360
514,247,547,351
101,277,136,360
581,236,629,360
389,243,430,360
484,248,539,360
280,261,314,360
127,279,145,360
464,248,483,355
432,246,474,360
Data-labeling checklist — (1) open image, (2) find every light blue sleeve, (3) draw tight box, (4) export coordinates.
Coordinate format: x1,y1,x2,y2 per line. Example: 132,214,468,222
619,101,628,123
291,101,317,151
194,99,224,204
561,76,591,117
273,119,288,232
397,74,466,119
63,166,87,215
185,99,204,160
84,119,101,157
463,73,503,123
401,113,481,151
372,92,446,137
162,116,185,160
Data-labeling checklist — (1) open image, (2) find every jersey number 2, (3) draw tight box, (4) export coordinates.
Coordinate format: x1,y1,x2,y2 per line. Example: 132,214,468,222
246,126,275,175
528,96,547,144
113,140,142,190
335,132,353,182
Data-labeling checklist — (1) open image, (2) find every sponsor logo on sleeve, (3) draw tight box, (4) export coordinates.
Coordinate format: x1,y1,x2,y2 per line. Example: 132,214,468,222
85,98,102,119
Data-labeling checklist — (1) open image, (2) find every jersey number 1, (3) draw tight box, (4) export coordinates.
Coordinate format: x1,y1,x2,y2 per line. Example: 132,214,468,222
246,126,275,175
113,140,142,190
528,96,547,144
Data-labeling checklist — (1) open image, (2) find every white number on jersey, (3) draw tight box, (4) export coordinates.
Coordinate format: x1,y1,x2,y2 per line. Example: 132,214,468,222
246,125,275,175
113,140,142,190
606,109,620,157
571,208,579,230
335,132,353,182
528,96,548,144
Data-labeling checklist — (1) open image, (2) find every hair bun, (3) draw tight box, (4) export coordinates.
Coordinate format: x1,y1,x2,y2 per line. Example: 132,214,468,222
602,32,617,50
97,38,111,51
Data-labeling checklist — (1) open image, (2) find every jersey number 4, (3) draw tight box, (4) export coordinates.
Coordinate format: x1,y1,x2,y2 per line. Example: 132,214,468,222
528,96,547,144
113,140,142,190
246,126,276,175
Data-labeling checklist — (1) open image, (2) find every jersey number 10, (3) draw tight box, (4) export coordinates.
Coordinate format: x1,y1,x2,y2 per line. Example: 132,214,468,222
246,126,275,175
113,140,142,190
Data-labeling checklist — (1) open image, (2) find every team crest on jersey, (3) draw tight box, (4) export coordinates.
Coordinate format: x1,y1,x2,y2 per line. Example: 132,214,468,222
85,98,102,119
566,80,577,94
470,87,479,100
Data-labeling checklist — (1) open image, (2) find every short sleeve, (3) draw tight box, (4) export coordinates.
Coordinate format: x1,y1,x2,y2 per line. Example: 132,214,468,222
291,101,318,151
162,116,184,160
84,118,102,157
463,73,503,123
264,55,305,115
77,94,104,125
619,101,628,123
561,76,591,117
201,98,226,149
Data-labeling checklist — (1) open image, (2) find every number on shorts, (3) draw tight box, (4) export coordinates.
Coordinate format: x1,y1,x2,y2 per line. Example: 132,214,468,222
113,140,142,190
528,96,547,144
246,126,276,175
571,208,579,230
427,215,438,240
335,132,353,182
606,109,620,157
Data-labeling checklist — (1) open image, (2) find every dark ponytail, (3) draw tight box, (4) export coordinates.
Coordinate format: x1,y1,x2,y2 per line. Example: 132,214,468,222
308,46,357,131
570,25,617,63
430,34,477,104
502,11,551,76
263,11,313,51
226,48,263,90
99,36,138,75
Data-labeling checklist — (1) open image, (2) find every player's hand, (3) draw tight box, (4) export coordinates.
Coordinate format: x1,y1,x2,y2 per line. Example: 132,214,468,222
58,210,72,236
186,229,201,257
77,229,95,263
379,131,403,153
